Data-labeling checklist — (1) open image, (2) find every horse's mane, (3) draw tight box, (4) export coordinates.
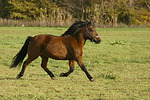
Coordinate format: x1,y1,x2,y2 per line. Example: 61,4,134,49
61,21,88,36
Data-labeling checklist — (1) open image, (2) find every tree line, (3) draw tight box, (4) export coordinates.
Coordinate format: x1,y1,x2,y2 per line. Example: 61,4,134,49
0,0,150,27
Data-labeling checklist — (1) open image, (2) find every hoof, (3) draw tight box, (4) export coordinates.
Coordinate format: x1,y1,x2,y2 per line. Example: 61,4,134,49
51,77,57,80
59,73,64,77
90,78,95,82
16,73,23,79
59,73,67,77
16,74,21,79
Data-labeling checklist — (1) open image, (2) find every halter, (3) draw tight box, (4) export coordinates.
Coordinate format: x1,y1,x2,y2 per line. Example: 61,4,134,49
86,24,100,42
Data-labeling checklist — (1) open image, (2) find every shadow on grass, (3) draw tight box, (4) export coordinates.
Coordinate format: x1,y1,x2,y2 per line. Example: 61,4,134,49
96,72,116,80
0,77,19,80
0,77,38,81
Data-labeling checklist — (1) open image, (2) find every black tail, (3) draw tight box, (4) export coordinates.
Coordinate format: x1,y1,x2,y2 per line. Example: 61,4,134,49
10,36,32,68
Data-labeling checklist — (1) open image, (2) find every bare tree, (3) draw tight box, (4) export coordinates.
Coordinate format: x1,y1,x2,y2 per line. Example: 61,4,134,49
55,0,91,20
145,0,150,10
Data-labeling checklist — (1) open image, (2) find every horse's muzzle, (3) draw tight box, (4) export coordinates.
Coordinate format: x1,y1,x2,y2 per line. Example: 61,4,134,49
96,39,101,44
94,37,101,44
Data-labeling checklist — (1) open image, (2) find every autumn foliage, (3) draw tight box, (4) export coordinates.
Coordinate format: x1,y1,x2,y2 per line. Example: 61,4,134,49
0,0,150,27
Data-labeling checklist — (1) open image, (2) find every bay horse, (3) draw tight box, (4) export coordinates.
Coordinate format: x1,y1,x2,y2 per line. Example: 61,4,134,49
10,21,101,82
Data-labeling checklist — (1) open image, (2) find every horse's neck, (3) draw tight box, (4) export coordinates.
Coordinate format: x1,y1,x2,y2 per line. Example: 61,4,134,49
73,33,86,47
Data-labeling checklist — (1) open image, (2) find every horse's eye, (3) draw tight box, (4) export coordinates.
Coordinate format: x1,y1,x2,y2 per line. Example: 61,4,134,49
89,28,93,32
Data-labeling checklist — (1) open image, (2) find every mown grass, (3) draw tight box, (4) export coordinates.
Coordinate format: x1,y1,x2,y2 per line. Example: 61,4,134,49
0,27,150,100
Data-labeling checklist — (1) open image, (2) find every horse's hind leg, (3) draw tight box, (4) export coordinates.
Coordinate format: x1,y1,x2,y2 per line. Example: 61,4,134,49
17,57,35,78
41,56,56,80
60,60,75,77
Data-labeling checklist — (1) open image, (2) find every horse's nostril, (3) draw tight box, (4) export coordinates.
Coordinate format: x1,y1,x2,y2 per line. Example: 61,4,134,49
94,39,101,44
97,39,101,44
99,39,101,43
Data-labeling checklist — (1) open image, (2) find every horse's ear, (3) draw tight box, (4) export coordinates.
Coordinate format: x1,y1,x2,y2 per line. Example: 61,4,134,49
91,21,95,27
87,21,95,27
85,19,90,24
85,20,89,23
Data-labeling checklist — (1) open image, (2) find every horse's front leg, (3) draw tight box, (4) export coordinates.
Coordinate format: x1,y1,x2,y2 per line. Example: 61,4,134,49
60,60,75,77
76,56,94,82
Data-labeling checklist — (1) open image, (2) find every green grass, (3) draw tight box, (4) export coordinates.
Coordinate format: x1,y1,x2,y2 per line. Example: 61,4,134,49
0,27,150,100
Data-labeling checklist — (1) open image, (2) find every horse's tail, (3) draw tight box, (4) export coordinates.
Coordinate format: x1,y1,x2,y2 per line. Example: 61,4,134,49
10,36,33,68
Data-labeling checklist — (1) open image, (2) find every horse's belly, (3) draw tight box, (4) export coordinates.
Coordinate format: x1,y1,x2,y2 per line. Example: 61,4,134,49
44,43,68,60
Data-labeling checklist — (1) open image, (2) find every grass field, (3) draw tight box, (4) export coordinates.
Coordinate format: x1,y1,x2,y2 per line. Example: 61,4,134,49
0,27,150,100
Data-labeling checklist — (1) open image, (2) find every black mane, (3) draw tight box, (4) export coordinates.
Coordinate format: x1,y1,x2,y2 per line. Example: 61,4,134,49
61,21,88,36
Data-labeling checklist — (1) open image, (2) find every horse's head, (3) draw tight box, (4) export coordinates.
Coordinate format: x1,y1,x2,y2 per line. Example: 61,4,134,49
85,22,101,44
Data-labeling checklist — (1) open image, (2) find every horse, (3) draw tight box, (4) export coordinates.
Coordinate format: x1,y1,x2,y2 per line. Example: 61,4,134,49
10,21,101,82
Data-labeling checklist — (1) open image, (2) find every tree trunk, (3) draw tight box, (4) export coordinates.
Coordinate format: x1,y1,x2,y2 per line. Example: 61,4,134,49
112,15,118,27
